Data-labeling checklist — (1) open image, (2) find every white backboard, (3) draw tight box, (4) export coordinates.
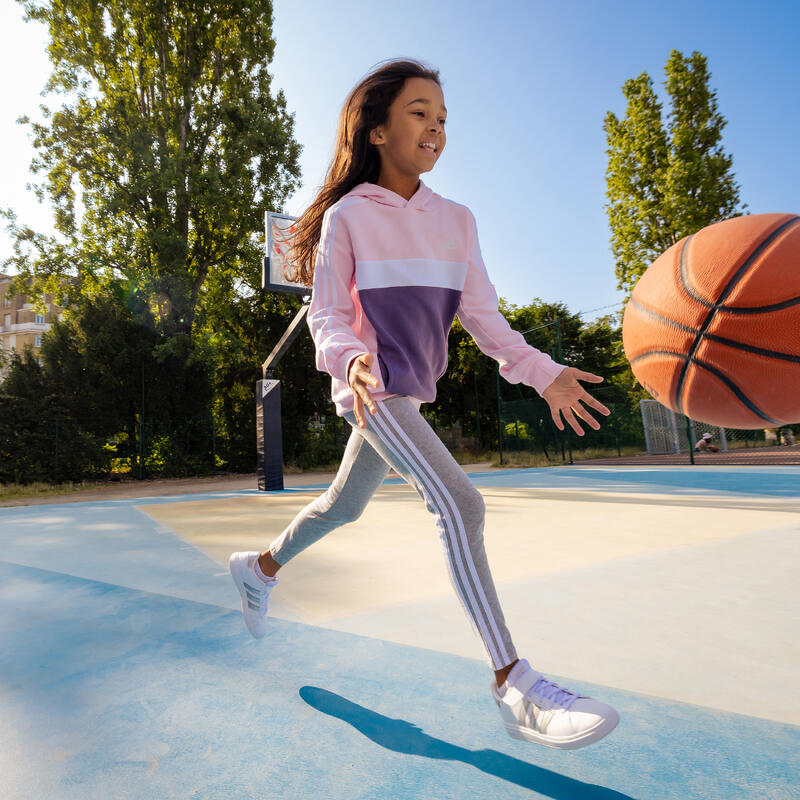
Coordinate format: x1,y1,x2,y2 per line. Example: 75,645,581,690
263,212,310,295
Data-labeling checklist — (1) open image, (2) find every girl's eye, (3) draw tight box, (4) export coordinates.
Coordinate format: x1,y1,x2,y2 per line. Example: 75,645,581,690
414,111,446,124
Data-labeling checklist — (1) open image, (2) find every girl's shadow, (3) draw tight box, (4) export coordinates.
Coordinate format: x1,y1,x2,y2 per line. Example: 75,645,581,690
299,686,635,799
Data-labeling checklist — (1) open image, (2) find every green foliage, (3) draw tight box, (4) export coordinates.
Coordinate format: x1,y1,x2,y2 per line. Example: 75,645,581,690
1,285,645,481
0,346,102,483
504,420,531,440
4,0,301,334
194,280,339,471
0,0,307,480
603,49,747,295
432,298,639,452
0,1,649,479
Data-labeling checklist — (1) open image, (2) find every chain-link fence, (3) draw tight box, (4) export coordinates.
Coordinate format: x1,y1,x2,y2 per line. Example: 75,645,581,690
2,371,799,488
635,399,799,465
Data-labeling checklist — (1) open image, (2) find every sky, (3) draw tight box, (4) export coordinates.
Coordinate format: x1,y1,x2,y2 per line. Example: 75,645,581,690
1,0,798,322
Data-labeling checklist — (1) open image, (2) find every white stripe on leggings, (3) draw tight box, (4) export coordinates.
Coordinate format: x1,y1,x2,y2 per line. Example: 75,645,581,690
377,405,511,666
367,404,511,667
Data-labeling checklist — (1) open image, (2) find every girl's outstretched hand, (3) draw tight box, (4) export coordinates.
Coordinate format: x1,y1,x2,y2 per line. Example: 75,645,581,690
540,367,611,436
348,352,379,428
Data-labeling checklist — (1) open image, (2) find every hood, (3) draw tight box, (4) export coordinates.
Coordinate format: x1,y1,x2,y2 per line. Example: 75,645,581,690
346,179,436,211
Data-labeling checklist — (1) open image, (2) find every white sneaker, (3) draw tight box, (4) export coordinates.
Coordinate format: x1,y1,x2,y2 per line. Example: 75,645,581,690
492,659,619,750
228,551,278,638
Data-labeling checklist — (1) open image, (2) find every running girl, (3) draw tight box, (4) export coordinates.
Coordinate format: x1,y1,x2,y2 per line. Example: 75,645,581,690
229,58,620,750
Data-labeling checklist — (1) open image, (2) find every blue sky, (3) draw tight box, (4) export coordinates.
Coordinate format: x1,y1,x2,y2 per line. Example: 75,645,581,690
1,0,798,322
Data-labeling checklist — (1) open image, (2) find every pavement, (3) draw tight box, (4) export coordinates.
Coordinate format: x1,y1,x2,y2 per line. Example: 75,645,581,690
1,465,798,799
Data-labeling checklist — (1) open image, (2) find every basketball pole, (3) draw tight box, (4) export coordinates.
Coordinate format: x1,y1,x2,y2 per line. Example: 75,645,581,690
256,297,311,492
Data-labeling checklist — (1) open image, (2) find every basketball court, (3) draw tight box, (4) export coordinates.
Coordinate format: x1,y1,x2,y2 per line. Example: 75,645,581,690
1,464,797,799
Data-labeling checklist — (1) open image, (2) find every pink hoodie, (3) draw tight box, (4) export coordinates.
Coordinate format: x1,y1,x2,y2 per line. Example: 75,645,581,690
307,179,566,416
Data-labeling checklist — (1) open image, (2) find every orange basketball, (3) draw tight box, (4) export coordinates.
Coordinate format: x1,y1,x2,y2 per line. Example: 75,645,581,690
622,213,800,428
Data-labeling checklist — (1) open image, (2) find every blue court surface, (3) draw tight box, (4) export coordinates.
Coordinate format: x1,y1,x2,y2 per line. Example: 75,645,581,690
1,466,798,799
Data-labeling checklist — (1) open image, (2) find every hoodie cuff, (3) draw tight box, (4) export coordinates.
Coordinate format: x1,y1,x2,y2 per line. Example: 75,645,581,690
528,360,568,397
344,351,370,384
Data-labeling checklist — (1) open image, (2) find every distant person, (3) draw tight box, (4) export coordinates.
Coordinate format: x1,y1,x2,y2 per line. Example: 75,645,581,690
782,428,796,446
694,432,719,452
227,60,619,750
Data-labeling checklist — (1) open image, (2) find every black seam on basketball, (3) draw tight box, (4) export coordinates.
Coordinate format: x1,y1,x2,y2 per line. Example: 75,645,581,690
630,350,782,424
628,350,688,365
691,358,781,425
718,295,800,314
709,216,800,308
628,297,701,335
678,235,715,309
630,297,800,362
675,215,800,415
703,334,800,364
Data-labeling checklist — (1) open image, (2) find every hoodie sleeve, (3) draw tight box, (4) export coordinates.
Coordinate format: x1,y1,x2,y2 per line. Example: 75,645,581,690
306,206,370,383
456,209,566,397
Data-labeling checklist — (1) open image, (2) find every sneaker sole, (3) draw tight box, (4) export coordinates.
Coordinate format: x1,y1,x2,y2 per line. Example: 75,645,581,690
228,553,268,639
502,706,620,750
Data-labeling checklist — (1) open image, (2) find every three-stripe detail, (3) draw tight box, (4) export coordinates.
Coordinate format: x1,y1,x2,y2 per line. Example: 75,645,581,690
244,580,263,611
365,403,513,669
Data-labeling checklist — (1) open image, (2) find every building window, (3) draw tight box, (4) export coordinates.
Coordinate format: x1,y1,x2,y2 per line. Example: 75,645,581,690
35,312,45,324
3,314,10,328
35,335,42,347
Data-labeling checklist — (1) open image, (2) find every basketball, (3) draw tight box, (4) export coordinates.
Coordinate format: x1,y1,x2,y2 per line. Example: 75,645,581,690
622,213,800,429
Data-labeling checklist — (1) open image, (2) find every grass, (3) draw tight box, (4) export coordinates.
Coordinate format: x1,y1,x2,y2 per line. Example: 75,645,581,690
454,445,647,468
20,439,791,503
0,471,246,502
1,445,651,502
0,479,122,503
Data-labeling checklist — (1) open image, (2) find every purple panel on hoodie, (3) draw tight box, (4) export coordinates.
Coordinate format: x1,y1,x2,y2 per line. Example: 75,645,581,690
358,285,461,400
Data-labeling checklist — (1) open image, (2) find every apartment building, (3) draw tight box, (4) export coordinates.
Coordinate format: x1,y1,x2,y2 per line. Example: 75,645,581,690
0,272,68,382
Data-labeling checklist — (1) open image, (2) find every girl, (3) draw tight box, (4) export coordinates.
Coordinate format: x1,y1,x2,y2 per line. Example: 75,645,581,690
229,58,620,750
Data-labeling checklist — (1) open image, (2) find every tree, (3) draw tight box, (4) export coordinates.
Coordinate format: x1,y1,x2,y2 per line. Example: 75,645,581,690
433,298,635,451
3,0,301,336
39,283,219,477
0,345,99,483
603,49,747,296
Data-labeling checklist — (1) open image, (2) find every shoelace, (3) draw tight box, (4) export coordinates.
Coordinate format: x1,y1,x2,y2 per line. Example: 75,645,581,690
527,677,580,710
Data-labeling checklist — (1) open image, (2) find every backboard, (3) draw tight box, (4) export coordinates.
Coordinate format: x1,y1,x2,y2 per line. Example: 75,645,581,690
263,212,310,295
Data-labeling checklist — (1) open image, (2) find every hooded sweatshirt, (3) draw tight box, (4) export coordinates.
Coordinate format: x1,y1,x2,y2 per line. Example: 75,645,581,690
307,179,566,417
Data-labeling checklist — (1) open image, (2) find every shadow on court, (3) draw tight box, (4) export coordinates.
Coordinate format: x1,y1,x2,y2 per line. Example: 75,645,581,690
299,686,636,800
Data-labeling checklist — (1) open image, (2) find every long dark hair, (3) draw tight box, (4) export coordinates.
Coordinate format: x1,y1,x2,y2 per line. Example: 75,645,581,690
283,58,441,287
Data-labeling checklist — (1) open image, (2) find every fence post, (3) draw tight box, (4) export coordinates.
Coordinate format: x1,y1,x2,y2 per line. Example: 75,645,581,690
496,366,504,465
685,416,695,465
612,404,621,457
55,413,59,481
474,371,481,449
139,359,145,480
554,317,573,465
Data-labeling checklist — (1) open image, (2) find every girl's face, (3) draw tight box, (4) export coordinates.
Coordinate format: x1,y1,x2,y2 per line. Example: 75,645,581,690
369,77,447,178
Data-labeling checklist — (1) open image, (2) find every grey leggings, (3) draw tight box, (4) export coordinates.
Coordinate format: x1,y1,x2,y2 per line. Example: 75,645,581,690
268,395,517,671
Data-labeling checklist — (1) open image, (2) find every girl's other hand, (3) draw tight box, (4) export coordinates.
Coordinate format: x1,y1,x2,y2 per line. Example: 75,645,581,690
540,367,611,436
348,353,379,428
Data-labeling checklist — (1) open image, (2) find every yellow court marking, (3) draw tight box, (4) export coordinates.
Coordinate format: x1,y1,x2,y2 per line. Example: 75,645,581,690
138,484,796,624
